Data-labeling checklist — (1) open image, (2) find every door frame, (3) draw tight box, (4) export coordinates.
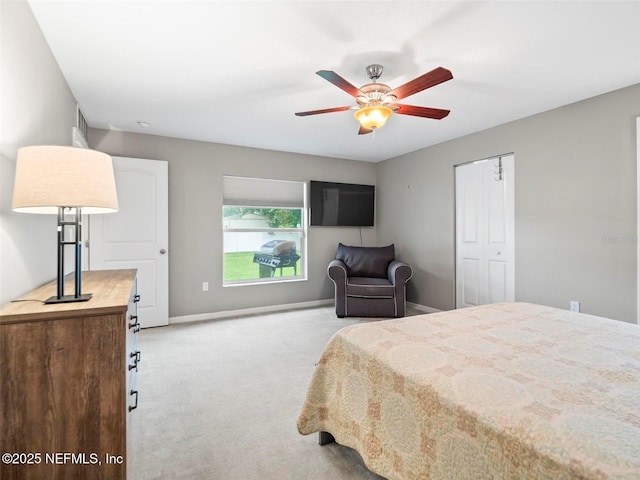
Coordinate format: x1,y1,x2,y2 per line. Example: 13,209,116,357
636,117,639,324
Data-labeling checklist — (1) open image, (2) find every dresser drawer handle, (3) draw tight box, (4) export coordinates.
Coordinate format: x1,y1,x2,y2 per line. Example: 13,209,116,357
128,350,141,371
128,315,140,332
128,390,138,412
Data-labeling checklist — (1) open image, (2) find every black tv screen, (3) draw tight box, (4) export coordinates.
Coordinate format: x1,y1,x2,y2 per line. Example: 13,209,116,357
309,181,375,226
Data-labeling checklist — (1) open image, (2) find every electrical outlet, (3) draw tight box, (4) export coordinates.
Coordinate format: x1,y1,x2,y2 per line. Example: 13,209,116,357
570,300,580,312
202,282,209,292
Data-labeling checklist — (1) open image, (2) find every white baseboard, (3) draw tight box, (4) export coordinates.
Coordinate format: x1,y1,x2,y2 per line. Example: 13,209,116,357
169,299,440,325
169,298,334,324
407,302,442,314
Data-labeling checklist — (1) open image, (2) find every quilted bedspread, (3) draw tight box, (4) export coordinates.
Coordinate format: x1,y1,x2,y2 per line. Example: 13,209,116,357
297,302,640,480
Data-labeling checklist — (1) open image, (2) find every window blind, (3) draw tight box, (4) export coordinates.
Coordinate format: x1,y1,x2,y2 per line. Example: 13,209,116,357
223,176,304,208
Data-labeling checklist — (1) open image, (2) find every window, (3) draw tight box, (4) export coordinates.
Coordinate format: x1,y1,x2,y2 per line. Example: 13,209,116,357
222,176,306,285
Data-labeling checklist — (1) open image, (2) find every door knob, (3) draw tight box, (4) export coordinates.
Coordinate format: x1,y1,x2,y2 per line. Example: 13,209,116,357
160,249,167,255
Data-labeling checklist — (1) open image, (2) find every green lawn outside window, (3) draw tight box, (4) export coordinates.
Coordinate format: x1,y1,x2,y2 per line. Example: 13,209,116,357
223,252,301,282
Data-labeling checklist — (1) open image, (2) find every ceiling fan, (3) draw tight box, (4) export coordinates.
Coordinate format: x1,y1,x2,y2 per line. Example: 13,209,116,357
295,64,453,135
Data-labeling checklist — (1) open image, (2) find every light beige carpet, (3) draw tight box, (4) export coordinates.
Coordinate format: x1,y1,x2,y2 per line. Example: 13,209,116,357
129,305,424,479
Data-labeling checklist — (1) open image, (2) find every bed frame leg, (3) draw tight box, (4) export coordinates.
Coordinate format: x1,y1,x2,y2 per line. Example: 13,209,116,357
319,431,335,445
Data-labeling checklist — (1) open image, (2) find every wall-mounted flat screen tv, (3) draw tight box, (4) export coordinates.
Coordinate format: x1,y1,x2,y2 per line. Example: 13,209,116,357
309,181,375,226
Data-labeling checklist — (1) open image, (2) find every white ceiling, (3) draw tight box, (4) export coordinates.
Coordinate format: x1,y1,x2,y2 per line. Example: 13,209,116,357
28,1,640,162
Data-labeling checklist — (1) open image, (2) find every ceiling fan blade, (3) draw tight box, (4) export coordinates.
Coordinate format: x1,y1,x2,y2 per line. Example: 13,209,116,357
358,125,373,135
317,70,363,98
395,104,450,119
388,67,453,101
295,106,352,117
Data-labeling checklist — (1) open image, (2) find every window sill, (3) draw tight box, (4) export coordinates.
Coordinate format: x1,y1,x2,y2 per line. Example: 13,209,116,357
223,277,307,287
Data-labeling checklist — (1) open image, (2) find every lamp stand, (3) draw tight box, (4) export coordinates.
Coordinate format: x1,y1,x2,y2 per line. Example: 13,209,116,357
44,207,92,304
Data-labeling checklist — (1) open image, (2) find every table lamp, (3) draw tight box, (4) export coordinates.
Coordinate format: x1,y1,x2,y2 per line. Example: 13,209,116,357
12,145,119,304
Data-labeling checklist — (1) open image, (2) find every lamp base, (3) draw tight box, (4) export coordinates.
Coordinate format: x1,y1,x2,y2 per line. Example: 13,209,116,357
44,293,93,304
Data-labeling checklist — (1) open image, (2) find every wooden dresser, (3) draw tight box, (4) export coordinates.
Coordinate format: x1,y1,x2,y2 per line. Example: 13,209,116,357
0,269,139,480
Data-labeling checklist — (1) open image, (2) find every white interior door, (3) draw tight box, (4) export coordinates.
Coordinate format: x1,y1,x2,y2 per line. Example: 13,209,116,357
90,157,169,328
456,155,515,308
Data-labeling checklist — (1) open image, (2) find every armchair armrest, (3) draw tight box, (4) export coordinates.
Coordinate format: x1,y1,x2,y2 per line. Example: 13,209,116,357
388,260,413,286
328,259,348,318
328,259,347,284
388,260,412,317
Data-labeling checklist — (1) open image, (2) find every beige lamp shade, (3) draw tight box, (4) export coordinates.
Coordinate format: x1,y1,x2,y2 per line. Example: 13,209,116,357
12,145,119,214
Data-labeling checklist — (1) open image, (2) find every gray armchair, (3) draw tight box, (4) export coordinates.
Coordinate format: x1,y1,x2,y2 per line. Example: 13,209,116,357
327,243,413,318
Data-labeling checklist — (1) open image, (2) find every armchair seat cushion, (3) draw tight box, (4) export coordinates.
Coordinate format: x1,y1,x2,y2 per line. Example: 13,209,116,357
346,277,394,298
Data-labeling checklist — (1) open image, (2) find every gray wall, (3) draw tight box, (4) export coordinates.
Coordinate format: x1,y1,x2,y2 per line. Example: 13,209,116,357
0,0,78,305
2,0,638,324
378,83,640,323
88,129,377,318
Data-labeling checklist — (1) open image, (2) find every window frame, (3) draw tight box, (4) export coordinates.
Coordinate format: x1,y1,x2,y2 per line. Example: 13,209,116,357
222,178,307,287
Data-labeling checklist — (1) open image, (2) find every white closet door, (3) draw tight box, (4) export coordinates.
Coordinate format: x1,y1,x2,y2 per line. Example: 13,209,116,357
456,155,515,308
90,156,169,328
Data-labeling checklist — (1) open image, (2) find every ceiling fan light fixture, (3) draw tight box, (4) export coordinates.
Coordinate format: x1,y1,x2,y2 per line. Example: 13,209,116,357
354,105,393,130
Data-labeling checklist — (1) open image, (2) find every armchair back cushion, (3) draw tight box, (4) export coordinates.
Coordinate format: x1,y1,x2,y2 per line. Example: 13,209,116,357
335,243,395,278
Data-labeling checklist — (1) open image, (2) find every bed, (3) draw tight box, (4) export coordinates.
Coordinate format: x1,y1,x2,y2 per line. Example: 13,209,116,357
297,303,640,479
